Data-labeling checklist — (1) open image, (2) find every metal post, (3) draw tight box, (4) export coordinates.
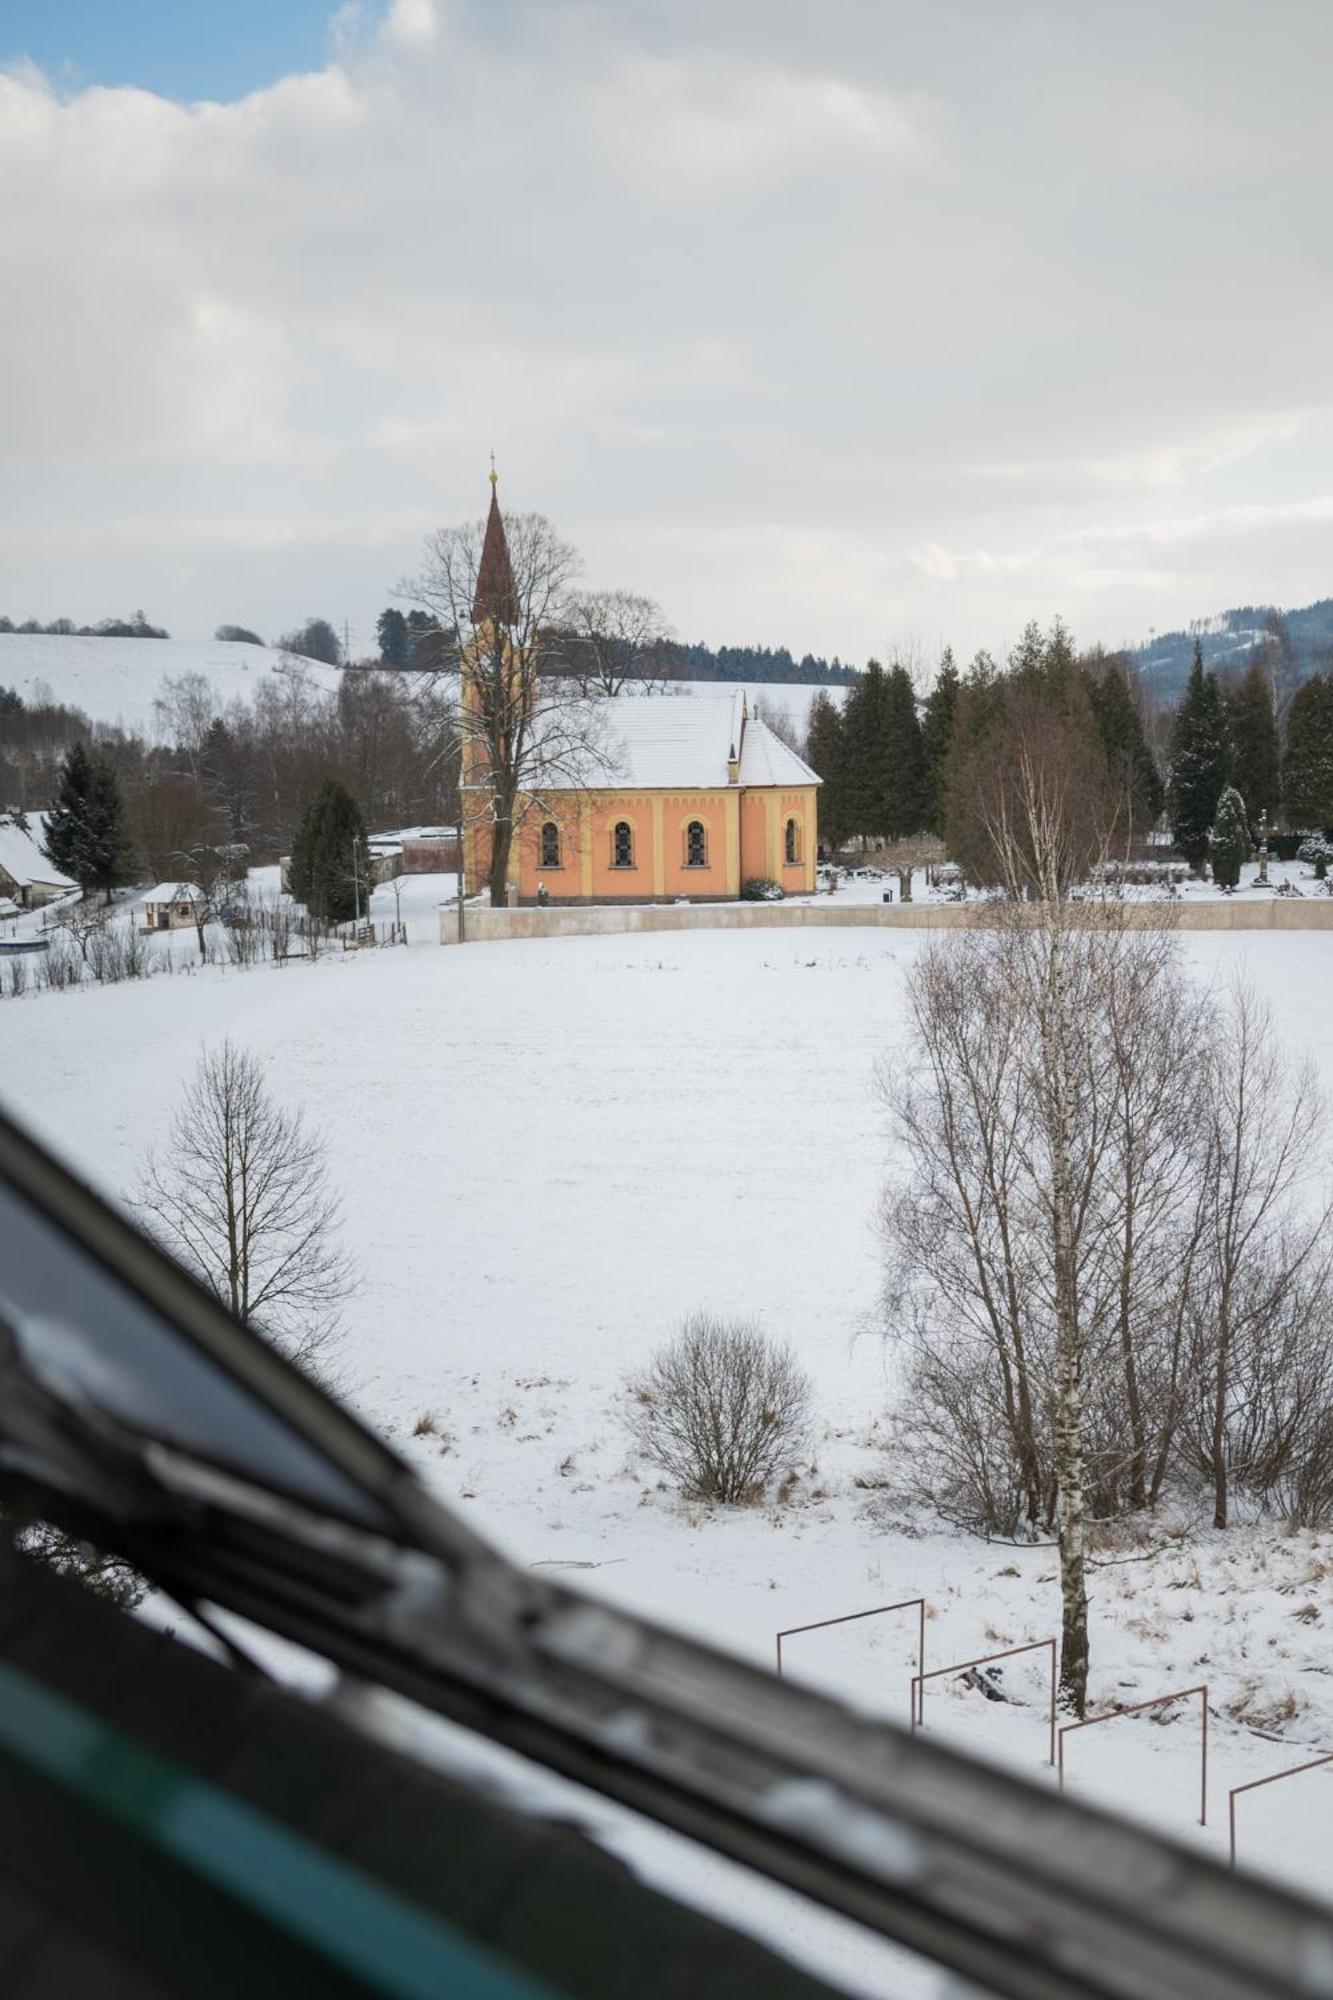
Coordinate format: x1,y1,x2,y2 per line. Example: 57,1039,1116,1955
1058,1686,1209,1824
773,1599,926,1719
911,1640,1058,1765
1228,1751,1333,1870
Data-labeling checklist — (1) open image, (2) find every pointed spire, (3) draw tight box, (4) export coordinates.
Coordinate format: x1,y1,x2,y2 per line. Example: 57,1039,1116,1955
472,461,518,626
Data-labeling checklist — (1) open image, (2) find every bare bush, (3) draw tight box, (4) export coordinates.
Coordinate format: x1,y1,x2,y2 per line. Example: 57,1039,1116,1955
134,1041,353,1372
626,1314,812,1504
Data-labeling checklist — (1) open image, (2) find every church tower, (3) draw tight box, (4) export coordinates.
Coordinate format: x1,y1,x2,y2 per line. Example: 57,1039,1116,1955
460,466,525,899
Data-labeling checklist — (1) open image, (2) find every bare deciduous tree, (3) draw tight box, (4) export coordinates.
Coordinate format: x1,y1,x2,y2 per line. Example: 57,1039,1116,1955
404,507,619,904
562,588,674,696
1192,985,1330,1529
135,1042,353,1371
626,1314,813,1504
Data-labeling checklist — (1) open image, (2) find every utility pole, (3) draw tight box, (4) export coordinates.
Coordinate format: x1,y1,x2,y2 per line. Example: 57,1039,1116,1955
342,618,353,667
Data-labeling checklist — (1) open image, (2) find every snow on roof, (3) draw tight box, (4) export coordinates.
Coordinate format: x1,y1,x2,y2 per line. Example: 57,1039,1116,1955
142,881,203,904
738,717,821,788
542,692,816,792
0,816,74,890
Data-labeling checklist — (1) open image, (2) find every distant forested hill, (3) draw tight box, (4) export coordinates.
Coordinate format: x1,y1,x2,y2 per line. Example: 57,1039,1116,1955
660,640,857,685
1130,597,1333,699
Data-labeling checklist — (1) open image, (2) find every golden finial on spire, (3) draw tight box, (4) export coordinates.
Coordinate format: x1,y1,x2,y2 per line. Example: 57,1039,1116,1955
489,450,498,492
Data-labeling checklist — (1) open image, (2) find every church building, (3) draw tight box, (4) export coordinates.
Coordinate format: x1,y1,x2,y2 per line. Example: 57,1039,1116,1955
460,478,821,906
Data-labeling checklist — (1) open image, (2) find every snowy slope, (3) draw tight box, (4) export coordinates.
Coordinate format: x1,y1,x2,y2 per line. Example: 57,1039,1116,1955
4,924,1332,1991
0,632,839,743
0,633,340,735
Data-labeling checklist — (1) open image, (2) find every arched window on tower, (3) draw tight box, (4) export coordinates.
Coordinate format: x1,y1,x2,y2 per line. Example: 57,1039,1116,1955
612,821,634,868
685,820,707,868
540,821,561,868
784,817,800,865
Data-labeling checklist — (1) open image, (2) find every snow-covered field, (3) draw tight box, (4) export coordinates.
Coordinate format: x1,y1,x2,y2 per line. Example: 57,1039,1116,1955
0,629,840,742
0,633,341,734
4,919,1333,1993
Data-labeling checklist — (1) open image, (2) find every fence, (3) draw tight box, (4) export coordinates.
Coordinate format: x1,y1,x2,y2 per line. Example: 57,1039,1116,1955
775,1599,925,1719
1228,1751,1333,1869
910,1638,1057,1765
1058,1686,1209,1826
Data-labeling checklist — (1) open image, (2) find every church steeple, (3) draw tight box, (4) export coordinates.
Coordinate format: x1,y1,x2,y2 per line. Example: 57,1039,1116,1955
472,459,519,626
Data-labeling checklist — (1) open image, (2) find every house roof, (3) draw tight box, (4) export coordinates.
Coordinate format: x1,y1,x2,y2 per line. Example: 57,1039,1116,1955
143,881,203,904
0,815,74,891
738,718,821,788
540,693,820,792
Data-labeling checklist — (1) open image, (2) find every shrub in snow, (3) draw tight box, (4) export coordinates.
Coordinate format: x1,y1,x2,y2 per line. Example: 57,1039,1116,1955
626,1314,812,1504
741,877,783,902
1208,786,1250,891
1297,835,1331,880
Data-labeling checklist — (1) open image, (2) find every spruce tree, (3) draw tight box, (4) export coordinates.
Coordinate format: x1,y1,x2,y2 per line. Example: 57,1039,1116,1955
1167,640,1232,870
43,742,126,903
376,608,409,667
289,780,370,925
1225,660,1280,831
921,648,960,837
804,692,849,851
1209,784,1250,890
839,660,889,842
1282,673,1333,829
1089,659,1164,830
879,663,927,838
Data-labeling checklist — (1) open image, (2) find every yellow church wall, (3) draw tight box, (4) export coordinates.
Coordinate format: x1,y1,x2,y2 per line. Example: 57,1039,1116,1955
512,783,818,904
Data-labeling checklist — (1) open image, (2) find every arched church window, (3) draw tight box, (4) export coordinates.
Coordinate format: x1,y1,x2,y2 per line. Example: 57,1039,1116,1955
540,821,561,868
685,820,707,867
612,821,634,868
785,817,800,864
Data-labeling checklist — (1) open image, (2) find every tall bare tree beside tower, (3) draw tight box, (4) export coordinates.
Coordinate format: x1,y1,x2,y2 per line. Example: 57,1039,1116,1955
406,471,610,907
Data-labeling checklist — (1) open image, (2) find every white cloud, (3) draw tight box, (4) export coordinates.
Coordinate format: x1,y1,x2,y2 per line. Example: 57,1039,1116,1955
2,1,1332,661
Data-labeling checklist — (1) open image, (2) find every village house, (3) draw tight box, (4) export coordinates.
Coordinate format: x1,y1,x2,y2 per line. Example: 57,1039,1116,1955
460,480,820,906
0,813,75,909
142,882,203,931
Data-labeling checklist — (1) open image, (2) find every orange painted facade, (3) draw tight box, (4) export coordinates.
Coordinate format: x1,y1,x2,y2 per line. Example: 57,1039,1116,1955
457,486,820,905
504,784,818,903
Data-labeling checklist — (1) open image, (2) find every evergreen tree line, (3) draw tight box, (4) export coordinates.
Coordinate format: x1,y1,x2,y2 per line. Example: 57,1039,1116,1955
802,624,1333,866
371,605,857,686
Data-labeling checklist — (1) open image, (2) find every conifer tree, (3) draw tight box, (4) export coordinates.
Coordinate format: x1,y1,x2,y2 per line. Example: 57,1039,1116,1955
840,659,889,842
376,607,409,667
879,662,927,838
1282,673,1333,829
1209,784,1250,890
289,780,370,925
921,648,960,837
804,691,849,851
1089,659,1164,830
43,742,126,903
1225,660,1280,830
1167,640,1232,870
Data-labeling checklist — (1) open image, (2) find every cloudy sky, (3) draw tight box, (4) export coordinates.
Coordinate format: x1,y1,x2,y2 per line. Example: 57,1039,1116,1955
3,0,1332,665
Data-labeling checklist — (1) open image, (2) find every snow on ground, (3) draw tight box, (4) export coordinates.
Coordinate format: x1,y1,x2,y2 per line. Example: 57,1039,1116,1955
808,855,1331,907
0,633,341,735
3,920,1333,1992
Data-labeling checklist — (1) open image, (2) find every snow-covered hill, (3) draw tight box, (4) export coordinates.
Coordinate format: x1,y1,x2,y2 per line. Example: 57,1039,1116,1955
0,633,340,736
0,633,840,744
